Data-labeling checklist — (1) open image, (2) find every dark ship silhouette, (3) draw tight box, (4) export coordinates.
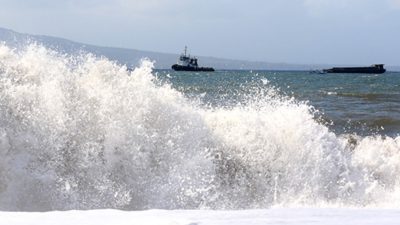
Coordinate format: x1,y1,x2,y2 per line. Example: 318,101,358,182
171,46,215,72
323,64,386,74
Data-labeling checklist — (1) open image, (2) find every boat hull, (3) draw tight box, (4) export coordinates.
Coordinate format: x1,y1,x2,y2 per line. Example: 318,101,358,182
172,64,215,72
323,66,386,74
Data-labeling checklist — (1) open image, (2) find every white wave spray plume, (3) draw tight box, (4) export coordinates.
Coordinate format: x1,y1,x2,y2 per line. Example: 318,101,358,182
0,44,399,211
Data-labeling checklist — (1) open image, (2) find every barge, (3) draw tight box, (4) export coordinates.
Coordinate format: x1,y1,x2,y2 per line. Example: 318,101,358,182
323,64,386,74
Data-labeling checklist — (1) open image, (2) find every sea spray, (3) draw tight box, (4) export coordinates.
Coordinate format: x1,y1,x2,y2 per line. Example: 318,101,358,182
0,44,400,211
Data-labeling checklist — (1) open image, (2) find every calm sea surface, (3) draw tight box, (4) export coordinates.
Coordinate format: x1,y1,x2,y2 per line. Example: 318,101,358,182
156,70,400,137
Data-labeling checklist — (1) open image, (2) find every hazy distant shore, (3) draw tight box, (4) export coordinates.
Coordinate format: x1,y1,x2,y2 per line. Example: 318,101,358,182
1,27,399,71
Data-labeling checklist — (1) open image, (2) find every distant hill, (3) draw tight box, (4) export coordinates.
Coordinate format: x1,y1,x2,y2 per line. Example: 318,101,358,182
1,27,398,71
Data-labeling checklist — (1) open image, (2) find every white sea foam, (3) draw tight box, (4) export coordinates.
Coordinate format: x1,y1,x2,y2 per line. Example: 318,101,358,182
0,44,399,211
2,208,400,225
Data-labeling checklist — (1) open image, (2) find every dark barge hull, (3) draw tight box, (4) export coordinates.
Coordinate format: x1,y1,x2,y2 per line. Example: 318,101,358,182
172,64,215,72
323,65,386,74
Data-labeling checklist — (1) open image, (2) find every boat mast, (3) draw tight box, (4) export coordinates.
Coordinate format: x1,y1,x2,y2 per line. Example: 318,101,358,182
184,46,187,56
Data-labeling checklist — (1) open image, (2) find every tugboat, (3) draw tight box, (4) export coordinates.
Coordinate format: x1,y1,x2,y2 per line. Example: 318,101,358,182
323,64,386,74
171,46,215,72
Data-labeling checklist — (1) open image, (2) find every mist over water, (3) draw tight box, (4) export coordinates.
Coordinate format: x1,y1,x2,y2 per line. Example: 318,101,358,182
0,44,400,211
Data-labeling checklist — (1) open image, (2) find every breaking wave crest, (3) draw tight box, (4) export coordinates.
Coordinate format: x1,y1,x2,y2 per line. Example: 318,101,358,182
0,44,400,211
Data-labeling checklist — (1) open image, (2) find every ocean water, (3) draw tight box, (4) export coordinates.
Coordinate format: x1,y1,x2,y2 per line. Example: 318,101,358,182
155,70,400,137
0,44,400,212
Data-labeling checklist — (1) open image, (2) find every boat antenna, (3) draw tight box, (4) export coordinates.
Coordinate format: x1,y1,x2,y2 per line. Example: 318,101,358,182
184,46,187,56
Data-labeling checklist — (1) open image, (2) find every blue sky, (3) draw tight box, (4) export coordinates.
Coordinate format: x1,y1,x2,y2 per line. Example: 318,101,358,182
0,0,399,65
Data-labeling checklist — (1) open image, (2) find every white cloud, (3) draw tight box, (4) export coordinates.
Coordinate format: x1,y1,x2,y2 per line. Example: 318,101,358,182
301,0,400,20
303,0,352,9
388,0,400,9
303,0,400,12
114,0,175,13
